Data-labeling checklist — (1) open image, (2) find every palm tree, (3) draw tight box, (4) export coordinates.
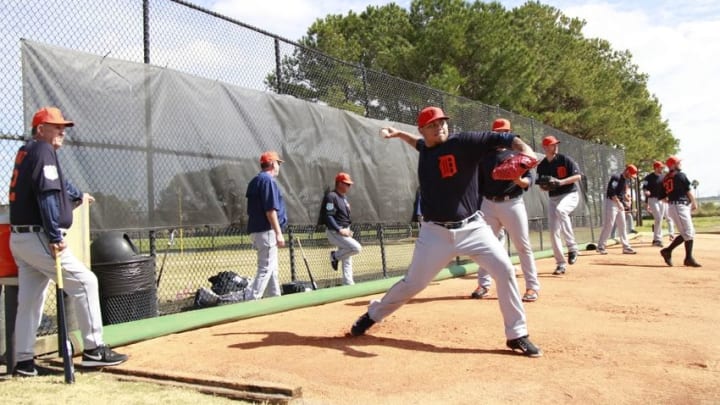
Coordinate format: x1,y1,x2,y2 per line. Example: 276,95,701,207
691,179,700,199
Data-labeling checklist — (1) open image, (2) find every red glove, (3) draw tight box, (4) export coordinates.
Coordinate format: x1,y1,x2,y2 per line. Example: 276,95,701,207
491,153,538,181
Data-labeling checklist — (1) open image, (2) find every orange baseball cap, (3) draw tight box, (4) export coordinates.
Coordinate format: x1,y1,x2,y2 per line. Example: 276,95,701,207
335,172,353,184
259,151,283,164
542,135,560,147
492,118,511,132
653,160,664,170
417,106,449,127
31,107,74,128
666,156,681,168
625,164,638,177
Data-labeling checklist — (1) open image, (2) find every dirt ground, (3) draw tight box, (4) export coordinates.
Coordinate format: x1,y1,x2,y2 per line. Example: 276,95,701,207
115,233,720,404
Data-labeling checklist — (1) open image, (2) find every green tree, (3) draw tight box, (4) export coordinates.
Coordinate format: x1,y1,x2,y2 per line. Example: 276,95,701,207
272,0,677,166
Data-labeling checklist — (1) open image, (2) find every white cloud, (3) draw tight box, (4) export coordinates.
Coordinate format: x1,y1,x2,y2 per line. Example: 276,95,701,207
210,0,411,41
551,1,720,196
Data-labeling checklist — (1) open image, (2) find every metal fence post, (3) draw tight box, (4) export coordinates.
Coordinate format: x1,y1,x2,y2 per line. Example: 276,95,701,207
288,228,297,282
377,224,387,278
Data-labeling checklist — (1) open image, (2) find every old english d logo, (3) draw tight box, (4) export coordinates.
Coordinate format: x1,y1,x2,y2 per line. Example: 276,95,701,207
556,166,568,178
438,155,457,178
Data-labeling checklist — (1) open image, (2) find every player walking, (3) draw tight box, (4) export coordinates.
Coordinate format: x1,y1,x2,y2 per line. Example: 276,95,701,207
471,119,540,302
658,156,701,267
596,164,639,255
641,161,674,247
349,107,542,357
245,151,288,299
536,136,583,275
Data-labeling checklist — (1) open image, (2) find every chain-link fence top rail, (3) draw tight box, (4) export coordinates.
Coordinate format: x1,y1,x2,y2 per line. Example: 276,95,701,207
1,0,624,230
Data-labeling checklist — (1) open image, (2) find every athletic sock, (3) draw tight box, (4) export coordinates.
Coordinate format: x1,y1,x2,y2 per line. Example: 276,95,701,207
683,239,694,261
666,235,685,252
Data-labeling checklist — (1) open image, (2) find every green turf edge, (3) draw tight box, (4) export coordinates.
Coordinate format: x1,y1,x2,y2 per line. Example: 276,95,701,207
95,242,597,348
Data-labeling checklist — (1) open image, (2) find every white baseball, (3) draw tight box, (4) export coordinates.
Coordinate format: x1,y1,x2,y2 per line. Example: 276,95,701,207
379,128,390,138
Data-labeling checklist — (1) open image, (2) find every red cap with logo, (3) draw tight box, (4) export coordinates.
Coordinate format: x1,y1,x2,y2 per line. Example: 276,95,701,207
653,160,664,170
492,118,511,132
542,135,560,147
626,164,638,177
666,156,681,168
417,106,449,127
31,107,74,128
335,172,353,184
260,151,284,164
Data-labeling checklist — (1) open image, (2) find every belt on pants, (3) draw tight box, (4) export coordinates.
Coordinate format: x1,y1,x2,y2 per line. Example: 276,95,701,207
485,193,521,202
11,225,43,233
427,213,480,230
669,200,689,205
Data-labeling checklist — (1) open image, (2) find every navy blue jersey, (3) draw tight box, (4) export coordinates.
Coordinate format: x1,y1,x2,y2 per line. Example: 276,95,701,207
605,173,628,199
536,153,581,196
416,131,514,222
9,140,75,239
478,149,531,198
245,171,287,233
320,191,351,231
641,172,664,198
659,170,690,203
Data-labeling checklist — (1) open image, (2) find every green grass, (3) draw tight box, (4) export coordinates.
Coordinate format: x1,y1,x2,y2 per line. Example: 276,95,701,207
635,215,720,234
0,371,253,405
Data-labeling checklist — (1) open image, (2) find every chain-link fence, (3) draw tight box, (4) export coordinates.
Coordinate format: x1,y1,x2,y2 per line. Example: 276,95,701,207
1,0,624,342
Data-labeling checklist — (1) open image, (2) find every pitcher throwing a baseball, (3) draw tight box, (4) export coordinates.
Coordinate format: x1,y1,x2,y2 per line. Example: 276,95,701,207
350,106,542,357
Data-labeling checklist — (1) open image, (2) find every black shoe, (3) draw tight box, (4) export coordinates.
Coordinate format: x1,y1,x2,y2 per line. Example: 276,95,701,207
660,249,673,266
552,265,566,275
81,345,128,367
330,251,339,271
13,359,38,377
506,335,543,357
568,250,578,265
684,258,702,267
470,286,489,299
350,312,375,336
652,240,664,247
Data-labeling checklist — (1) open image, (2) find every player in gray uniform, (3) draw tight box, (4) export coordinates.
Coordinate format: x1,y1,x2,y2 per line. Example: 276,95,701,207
536,135,583,275
658,156,701,267
641,160,674,247
9,107,127,376
321,172,361,285
349,106,542,357
596,164,638,255
246,151,288,299
472,119,540,303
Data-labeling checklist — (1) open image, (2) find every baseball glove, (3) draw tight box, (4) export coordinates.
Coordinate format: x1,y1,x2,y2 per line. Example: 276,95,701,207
536,175,561,191
491,153,538,181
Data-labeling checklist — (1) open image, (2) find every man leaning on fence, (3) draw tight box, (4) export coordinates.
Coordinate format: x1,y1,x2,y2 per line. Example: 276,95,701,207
321,172,361,285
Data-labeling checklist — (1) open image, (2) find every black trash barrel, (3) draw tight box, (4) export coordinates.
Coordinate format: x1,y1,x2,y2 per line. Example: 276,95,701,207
90,232,157,325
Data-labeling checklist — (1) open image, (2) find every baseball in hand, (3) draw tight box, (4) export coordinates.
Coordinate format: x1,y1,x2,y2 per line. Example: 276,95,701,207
379,128,391,138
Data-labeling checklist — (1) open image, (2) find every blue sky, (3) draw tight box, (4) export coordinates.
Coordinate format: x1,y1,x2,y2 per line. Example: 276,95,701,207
198,0,720,197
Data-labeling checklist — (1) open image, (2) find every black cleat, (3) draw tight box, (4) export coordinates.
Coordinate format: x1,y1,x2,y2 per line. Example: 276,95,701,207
660,249,673,266
552,265,566,275
12,360,38,377
350,312,375,336
568,250,578,265
470,286,489,299
684,258,702,267
330,251,339,271
506,335,543,357
81,345,128,367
